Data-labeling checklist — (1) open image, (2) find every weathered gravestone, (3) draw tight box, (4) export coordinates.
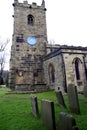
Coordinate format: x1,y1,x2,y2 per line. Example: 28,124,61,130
55,91,66,108
30,95,39,118
58,112,79,130
41,99,56,130
84,85,87,97
67,84,80,114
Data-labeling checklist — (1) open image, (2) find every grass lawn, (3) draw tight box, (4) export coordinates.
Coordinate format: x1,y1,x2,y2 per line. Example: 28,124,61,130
0,87,87,130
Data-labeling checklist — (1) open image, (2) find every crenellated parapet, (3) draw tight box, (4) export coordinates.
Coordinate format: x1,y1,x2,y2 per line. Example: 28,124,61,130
13,0,46,10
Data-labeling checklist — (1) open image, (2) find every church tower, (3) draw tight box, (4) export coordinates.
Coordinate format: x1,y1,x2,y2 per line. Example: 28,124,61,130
9,0,47,90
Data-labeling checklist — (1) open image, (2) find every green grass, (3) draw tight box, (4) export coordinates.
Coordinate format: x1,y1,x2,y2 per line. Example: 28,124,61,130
0,88,87,130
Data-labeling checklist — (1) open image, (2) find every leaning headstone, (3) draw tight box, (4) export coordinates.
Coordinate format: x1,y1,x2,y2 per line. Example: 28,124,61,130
30,95,39,118
58,112,79,130
55,91,66,108
41,99,56,130
67,84,80,114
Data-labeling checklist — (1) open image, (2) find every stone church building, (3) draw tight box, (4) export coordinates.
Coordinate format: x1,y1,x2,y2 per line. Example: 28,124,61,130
9,0,87,92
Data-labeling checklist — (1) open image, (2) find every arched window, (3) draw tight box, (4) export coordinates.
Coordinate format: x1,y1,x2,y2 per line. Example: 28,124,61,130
73,58,82,80
75,59,80,80
27,14,34,25
48,63,55,83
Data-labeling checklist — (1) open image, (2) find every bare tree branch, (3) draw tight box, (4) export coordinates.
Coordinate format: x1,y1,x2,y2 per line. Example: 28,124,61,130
0,38,10,82
0,38,10,52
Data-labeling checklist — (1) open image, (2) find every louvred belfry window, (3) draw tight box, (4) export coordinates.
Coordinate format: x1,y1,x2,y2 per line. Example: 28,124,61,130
27,14,34,25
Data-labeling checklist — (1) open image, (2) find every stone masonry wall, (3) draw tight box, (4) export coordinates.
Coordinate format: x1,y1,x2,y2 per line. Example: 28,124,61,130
43,54,66,92
62,49,87,92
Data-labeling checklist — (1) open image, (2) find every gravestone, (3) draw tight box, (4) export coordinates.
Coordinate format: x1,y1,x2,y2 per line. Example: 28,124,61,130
84,85,87,97
58,112,79,130
41,99,56,130
55,91,66,108
30,95,39,117
67,84,80,114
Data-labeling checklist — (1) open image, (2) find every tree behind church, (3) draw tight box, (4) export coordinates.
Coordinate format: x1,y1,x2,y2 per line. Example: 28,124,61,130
0,38,9,85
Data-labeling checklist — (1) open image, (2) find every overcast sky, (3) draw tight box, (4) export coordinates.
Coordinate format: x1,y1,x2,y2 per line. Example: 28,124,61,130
0,0,87,70
0,0,87,47
0,0,87,69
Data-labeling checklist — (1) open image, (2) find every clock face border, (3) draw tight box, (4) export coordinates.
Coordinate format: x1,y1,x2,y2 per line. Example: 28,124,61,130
27,36,37,46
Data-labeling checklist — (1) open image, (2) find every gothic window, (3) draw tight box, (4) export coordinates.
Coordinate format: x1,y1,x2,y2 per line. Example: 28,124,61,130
48,63,55,83
27,14,34,25
75,59,80,80
73,58,82,81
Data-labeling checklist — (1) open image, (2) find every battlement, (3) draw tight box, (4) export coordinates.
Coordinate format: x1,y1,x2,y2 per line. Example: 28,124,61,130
13,0,46,9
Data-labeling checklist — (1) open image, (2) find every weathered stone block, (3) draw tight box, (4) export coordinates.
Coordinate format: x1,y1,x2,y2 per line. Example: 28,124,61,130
41,99,56,130
67,84,80,114
30,95,39,117
58,112,79,130
55,91,66,108
58,112,67,130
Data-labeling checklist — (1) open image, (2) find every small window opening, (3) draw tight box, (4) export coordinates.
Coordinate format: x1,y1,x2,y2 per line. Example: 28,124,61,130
75,59,80,80
27,14,34,25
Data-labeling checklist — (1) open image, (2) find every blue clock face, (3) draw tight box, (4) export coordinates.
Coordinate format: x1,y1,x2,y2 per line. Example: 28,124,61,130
27,36,36,46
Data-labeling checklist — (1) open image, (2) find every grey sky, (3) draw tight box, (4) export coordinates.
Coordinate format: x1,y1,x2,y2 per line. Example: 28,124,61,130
0,0,87,47
1,0,87,70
